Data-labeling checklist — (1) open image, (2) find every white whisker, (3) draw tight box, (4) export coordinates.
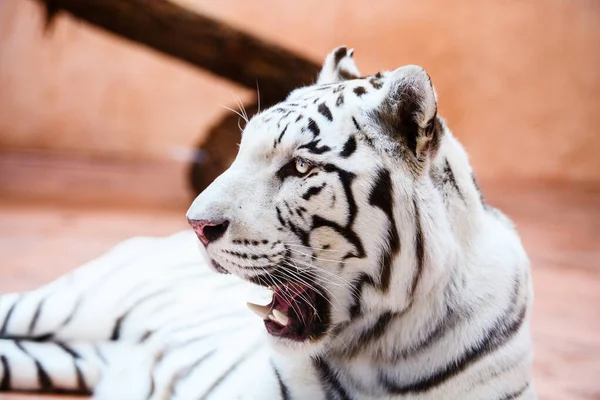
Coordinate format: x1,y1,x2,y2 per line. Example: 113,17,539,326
287,247,349,265
286,257,351,288
286,254,356,288
220,105,248,123
235,96,249,122
256,80,261,114
282,243,344,254
282,260,344,314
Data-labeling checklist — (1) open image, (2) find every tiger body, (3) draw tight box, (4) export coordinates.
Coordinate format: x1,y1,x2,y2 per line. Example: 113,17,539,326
0,47,534,399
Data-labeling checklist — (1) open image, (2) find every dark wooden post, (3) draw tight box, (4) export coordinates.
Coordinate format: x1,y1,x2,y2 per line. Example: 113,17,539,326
35,0,321,193
36,0,320,104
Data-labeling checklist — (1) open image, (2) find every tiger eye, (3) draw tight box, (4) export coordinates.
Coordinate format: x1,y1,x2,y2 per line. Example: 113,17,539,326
295,159,310,174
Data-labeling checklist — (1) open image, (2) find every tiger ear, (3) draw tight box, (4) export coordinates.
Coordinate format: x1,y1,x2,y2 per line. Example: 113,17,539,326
372,65,441,161
317,46,361,84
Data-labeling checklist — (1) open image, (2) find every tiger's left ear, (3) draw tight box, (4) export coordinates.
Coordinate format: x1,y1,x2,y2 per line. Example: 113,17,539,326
371,65,441,162
317,46,361,84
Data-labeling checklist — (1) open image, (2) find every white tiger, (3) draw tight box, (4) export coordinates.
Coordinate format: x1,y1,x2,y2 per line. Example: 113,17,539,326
0,47,535,400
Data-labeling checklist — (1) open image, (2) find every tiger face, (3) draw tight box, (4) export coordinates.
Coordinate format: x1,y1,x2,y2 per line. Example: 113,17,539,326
187,47,441,354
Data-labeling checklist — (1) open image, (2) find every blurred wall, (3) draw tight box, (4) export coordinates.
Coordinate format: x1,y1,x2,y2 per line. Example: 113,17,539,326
0,0,599,182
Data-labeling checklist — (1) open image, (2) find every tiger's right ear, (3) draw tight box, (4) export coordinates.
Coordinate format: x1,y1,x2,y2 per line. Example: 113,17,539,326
370,65,441,163
316,46,361,85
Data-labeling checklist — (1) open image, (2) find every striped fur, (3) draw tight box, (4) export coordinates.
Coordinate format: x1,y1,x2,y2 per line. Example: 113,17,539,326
0,47,535,399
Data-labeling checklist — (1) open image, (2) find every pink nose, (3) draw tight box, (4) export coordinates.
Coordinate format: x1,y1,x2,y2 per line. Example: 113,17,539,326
188,219,230,246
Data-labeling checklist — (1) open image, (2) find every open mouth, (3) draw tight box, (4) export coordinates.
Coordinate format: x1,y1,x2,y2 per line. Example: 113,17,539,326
246,282,329,342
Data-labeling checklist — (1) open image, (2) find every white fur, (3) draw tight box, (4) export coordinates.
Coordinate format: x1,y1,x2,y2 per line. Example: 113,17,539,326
0,47,534,399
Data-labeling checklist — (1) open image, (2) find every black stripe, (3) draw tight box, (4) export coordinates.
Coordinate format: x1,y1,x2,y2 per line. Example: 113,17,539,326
307,164,365,261
287,218,310,248
211,260,230,274
277,124,289,144
410,195,424,299
158,350,215,400
111,289,168,340
336,93,344,107
348,273,375,319
392,306,460,360
110,315,124,340
58,296,81,330
353,86,367,97
307,118,320,136
361,311,395,343
147,372,156,400
351,116,361,131
298,139,331,155
139,330,153,342
28,298,45,335
318,103,333,121
313,357,352,400
282,162,365,289
271,361,292,400
56,341,80,359
74,360,89,393
323,164,359,232
312,216,364,261
15,341,53,391
0,296,20,336
302,183,326,200
3,333,53,342
380,304,527,394
340,136,356,158
0,344,89,394
471,172,486,206
276,206,287,227
202,346,260,398
443,159,464,201
368,169,400,292
282,110,294,120
347,311,394,356
0,355,10,390
497,383,529,400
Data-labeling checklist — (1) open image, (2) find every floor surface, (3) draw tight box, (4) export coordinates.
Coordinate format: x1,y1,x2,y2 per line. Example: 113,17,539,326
0,182,599,400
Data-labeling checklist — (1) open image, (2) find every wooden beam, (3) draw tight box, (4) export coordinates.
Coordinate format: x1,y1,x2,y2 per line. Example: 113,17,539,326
35,0,320,103
35,0,324,192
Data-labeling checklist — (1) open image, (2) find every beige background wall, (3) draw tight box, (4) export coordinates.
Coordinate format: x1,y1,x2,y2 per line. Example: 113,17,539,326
1,0,599,182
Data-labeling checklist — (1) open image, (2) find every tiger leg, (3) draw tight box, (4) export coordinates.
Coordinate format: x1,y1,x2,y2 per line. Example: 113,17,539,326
0,233,201,342
0,339,132,394
1,230,253,396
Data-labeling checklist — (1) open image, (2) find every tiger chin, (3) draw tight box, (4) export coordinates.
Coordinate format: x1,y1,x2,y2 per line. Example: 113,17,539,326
0,46,535,400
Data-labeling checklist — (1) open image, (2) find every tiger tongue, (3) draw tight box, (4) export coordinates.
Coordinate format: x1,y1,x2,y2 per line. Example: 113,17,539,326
273,282,309,313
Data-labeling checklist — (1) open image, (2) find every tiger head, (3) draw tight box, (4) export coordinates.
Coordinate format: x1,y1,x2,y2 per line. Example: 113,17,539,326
187,47,471,355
